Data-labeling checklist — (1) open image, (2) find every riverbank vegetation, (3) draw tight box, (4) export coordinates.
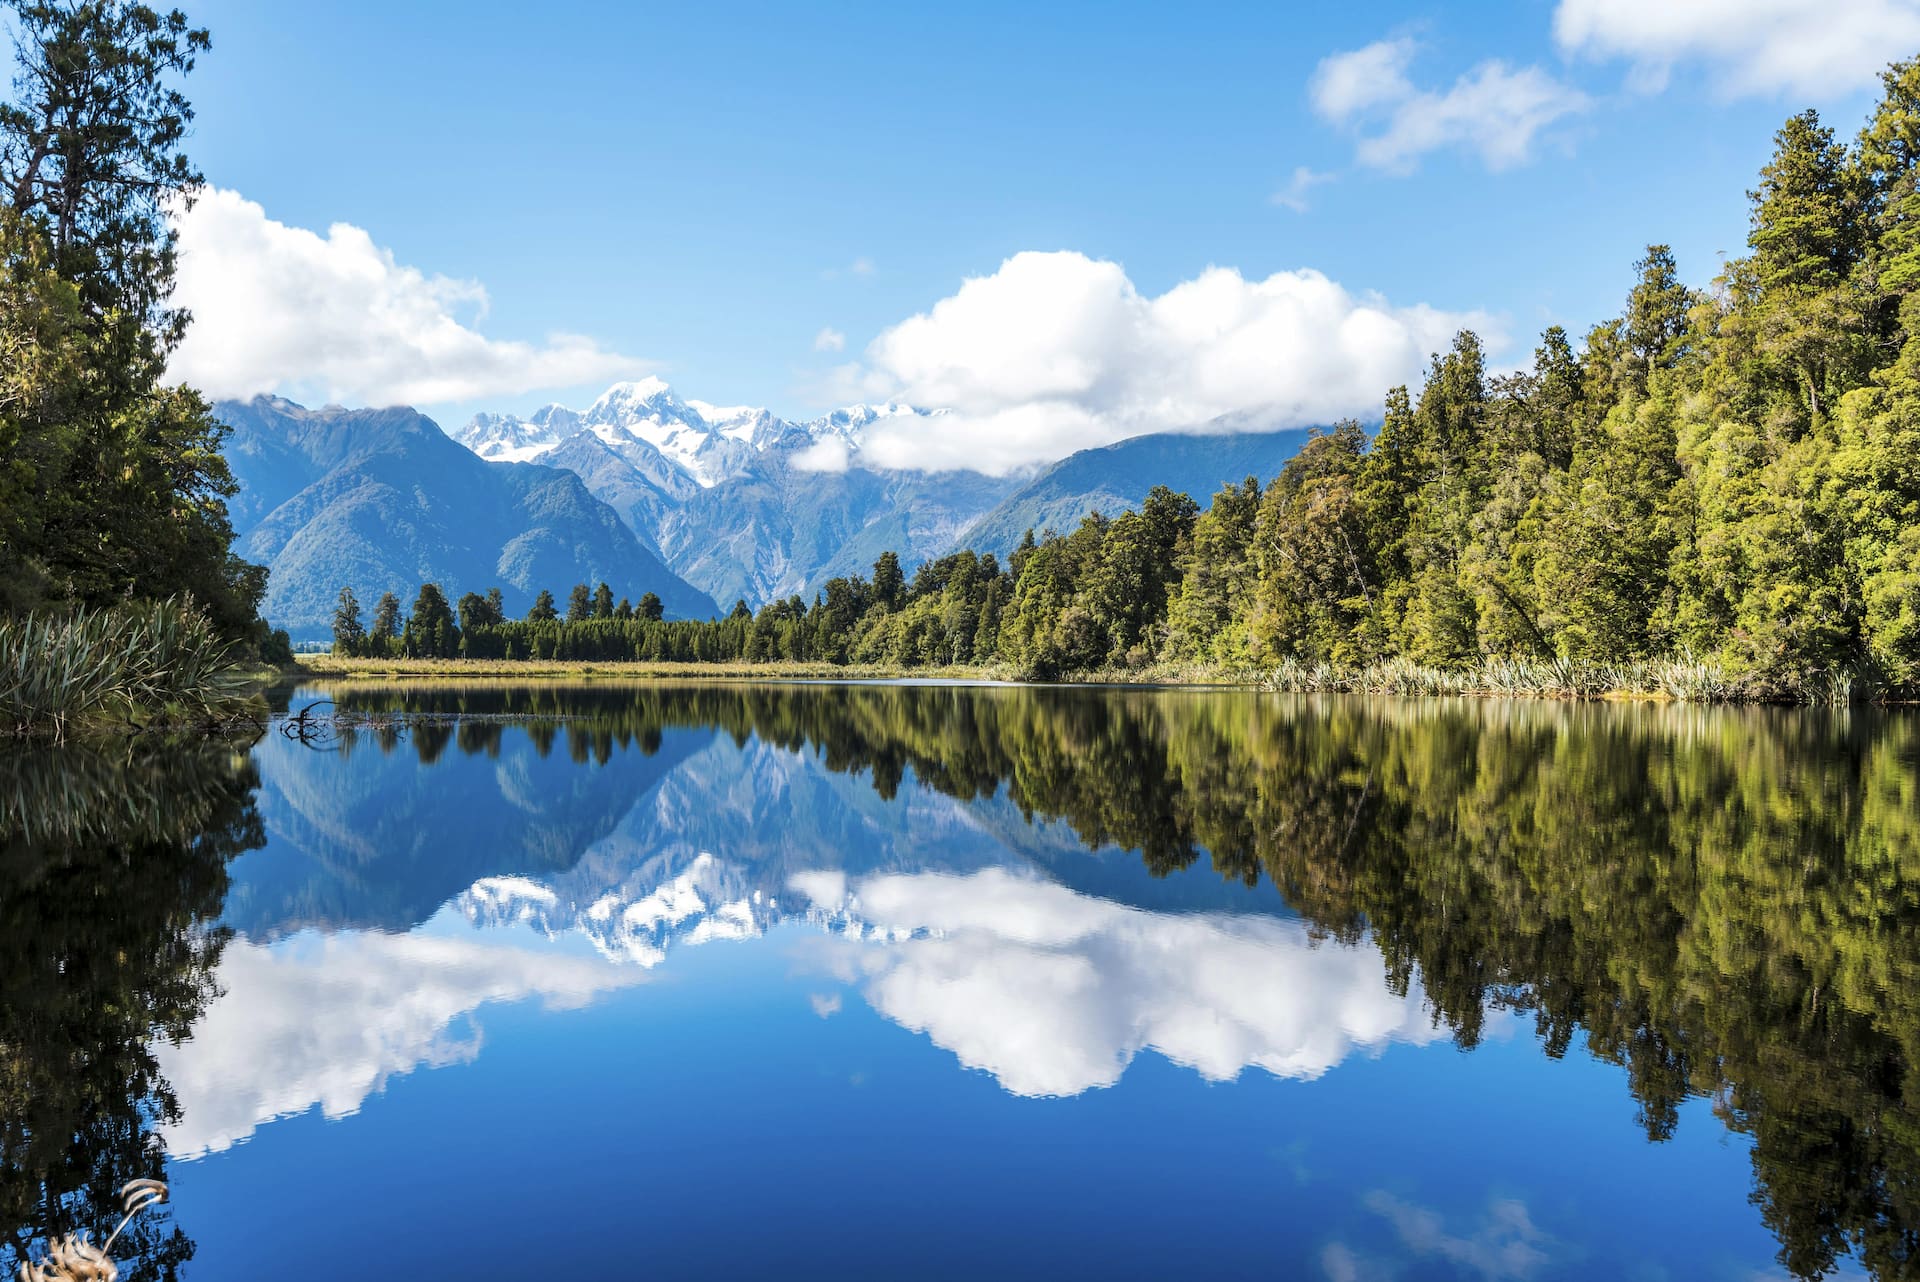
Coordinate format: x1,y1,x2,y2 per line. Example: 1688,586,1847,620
0,601,261,738
0,2,289,735
336,62,1920,702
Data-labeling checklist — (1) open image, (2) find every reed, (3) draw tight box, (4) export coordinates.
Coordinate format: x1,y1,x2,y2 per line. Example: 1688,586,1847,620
0,600,253,738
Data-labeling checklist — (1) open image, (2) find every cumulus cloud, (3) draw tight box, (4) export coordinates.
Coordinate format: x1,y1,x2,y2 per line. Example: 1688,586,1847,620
1311,39,1589,174
156,929,640,1158
167,188,650,406
813,326,847,353
790,868,1448,1097
830,250,1492,474
1271,165,1337,213
1554,0,1920,98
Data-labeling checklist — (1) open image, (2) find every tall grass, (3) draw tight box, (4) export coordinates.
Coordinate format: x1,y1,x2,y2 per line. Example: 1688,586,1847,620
1259,654,1890,704
0,600,253,738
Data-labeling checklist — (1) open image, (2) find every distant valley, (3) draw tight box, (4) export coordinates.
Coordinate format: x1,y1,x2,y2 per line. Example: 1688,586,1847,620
218,379,1313,638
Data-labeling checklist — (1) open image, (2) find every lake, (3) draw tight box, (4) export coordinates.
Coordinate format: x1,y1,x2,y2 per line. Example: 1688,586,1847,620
3,682,1915,1280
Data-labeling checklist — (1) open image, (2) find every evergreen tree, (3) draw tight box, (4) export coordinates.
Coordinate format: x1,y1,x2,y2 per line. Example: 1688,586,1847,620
402,582,458,658
592,582,613,619
566,583,591,622
369,591,401,653
638,591,663,621
872,551,906,611
331,586,365,656
527,589,558,622
1624,244,1693,381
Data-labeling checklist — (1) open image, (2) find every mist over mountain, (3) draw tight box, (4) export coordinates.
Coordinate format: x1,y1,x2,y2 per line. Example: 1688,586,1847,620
215,396,719,637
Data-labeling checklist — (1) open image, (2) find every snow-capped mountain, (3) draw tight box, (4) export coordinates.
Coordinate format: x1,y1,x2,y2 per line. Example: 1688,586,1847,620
452,377,927,490
437,378,1308,613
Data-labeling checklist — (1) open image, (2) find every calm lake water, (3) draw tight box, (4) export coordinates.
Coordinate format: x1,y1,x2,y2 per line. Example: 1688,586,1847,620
3,682,1916,1281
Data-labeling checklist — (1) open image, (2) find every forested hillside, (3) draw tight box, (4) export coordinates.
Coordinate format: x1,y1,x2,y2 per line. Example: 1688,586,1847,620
339,61,1920,700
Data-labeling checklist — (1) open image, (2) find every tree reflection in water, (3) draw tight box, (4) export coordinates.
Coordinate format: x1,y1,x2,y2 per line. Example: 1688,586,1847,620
0,741,262,1282
7,683,1920,1280
320,683,1920,1279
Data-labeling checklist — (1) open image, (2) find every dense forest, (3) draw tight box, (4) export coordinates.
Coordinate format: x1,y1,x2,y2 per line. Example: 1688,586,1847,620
340,61,1920,700
0,1,286,671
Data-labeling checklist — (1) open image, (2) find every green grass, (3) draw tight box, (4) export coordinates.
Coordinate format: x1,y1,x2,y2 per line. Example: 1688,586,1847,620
1259,654,1895,703
0,600,260,738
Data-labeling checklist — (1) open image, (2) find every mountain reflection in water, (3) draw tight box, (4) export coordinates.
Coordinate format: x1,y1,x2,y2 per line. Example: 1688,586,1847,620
2,683,1916,1281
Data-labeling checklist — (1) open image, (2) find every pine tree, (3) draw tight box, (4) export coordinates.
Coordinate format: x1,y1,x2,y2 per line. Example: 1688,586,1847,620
403,583,458,658
872,552,906,611
369,592,402,653
331,586,365,656
592,582,614,619
566,583,591,622
527,589,558,622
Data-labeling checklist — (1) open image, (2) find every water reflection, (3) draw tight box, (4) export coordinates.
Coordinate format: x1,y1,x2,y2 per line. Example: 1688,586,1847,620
154,930,642,1159
787,868,1447,1096
3,684,1917,1280
0,741,260,1281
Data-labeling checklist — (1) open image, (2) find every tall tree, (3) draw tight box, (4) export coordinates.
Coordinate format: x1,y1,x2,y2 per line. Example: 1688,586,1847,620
331,585,365,655
1624,244,1693,382
369,591,401,652
1750,110,1866,296
0,1,270,644
402,582,458,658
566,583,591,622
872,551,906,611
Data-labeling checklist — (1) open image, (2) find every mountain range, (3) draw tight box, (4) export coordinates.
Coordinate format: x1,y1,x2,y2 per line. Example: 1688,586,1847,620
216,379,1315,637
216,397,719,637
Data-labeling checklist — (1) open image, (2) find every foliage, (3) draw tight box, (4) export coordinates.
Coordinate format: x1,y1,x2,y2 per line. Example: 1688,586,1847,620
0,735,260,1281
0,598,254,737
0,1,277,656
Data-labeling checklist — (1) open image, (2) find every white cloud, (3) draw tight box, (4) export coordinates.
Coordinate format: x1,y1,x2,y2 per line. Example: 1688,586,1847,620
791,868,1450,1097
167,188,651,407
813,326,847,353
1272,165,1337,213
791,433,855,473
1310,38,1418,121
1554,0,1920,98
829,250,1493,474
1363,1193,1551,1281
1311,40,1589,174
155,928,641,1158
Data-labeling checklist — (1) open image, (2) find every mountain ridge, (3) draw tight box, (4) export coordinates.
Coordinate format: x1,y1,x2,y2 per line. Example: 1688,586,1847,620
215,396,720,637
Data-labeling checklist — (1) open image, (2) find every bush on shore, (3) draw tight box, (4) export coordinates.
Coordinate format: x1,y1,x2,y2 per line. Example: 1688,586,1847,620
0,599,256,738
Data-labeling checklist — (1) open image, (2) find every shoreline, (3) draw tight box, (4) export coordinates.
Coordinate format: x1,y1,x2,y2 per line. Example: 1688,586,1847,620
285,655,1916,705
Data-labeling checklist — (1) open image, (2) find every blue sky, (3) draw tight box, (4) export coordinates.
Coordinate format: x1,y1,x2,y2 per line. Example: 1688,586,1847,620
160,0,1910,468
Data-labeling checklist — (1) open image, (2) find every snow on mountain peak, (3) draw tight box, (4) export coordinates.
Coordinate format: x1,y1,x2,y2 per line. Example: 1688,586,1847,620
453,380,936,484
